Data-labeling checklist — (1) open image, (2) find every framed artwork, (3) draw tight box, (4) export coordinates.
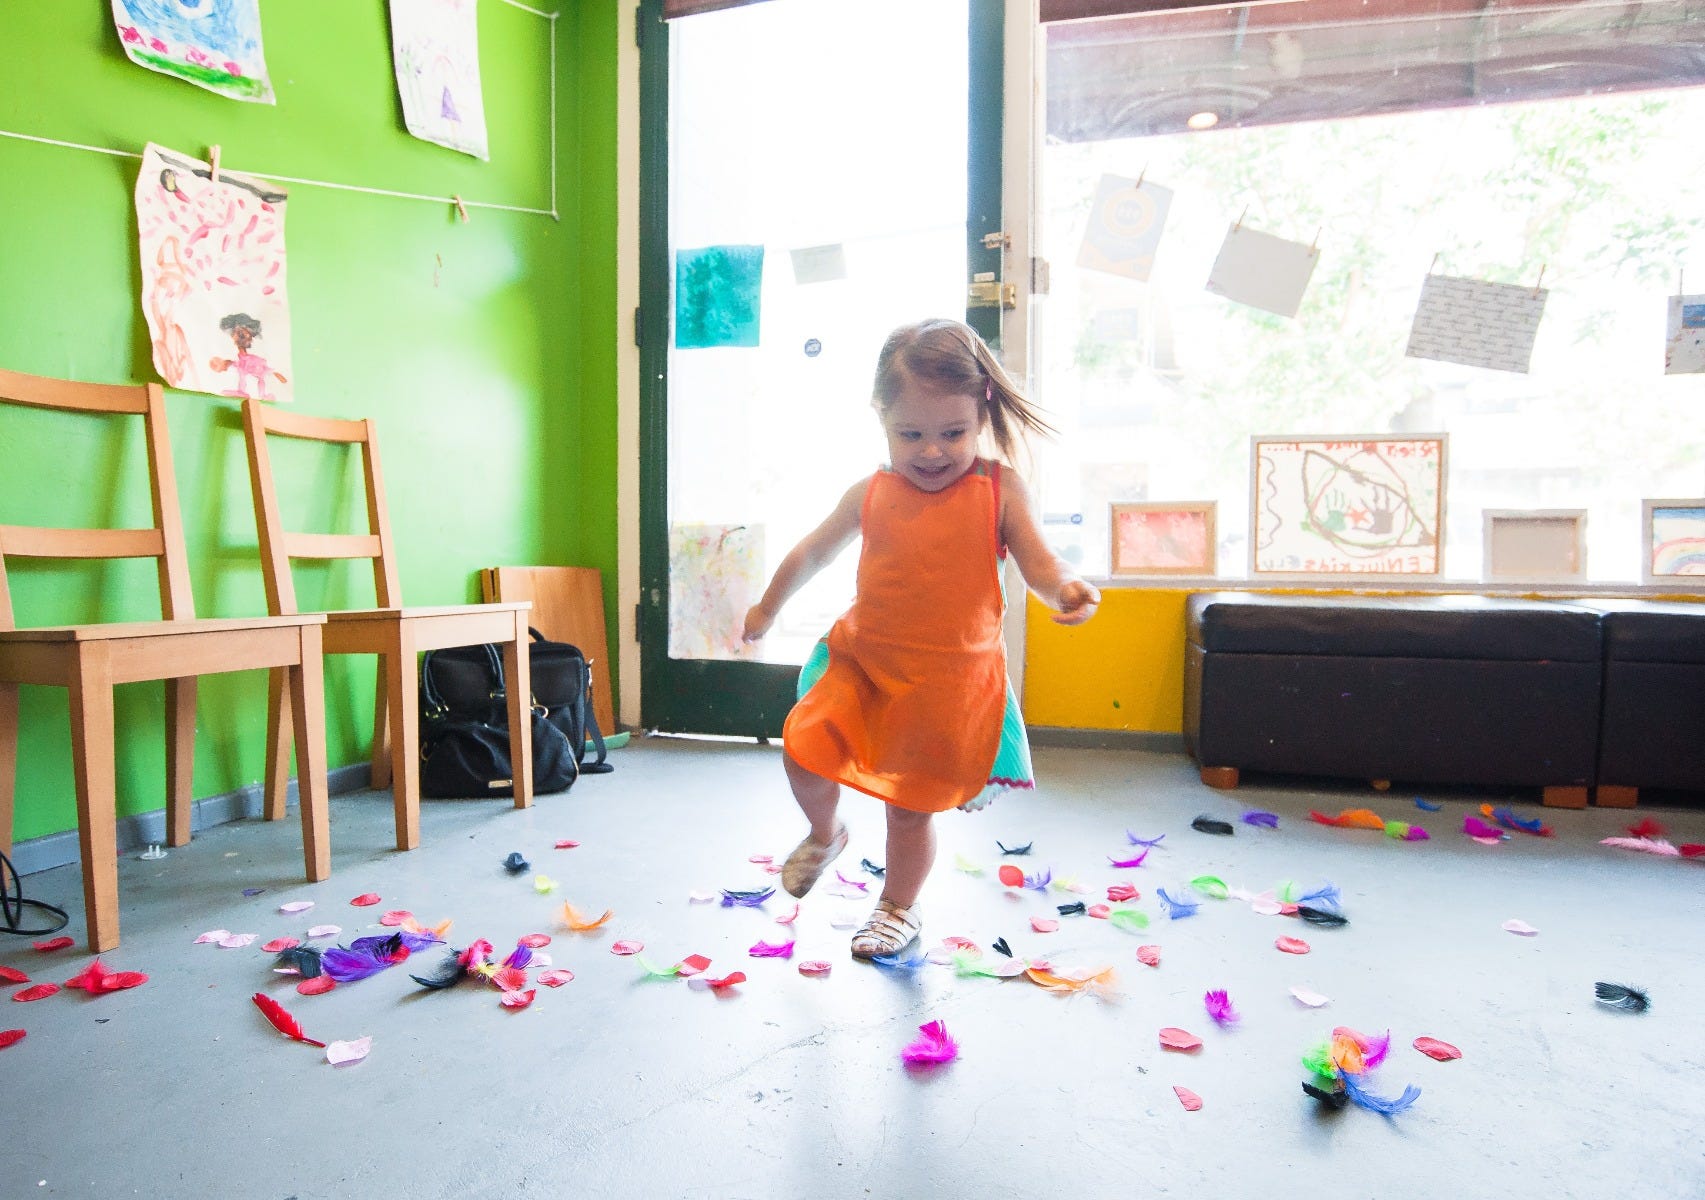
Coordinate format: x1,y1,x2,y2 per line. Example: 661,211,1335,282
1109,502,1217,576
1483,510,1587,582
1250,434,1447,578
1642,499,1705,584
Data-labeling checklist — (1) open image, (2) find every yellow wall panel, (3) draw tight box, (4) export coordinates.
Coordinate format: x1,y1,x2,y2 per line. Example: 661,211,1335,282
1022,590,1189,731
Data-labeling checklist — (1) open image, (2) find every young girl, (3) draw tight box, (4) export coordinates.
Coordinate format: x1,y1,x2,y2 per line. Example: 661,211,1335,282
741,318,1099,958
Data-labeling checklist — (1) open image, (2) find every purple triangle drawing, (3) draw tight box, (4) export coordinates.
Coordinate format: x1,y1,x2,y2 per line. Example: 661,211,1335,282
440,86,460,122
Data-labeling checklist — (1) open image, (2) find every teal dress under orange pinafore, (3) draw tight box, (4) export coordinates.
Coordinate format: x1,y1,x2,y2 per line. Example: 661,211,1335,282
783,459,1034,813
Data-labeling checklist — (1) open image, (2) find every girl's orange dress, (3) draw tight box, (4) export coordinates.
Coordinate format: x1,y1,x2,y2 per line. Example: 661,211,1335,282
783,460,1034,813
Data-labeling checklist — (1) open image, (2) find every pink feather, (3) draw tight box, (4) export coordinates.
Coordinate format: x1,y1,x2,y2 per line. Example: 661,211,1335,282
1462,816,1505,839
1600,836,1680,856
901,1019,959,1066
1203,988,1240,1027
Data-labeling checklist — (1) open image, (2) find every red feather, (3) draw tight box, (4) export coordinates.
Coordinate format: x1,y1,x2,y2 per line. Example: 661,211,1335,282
251,991,326,1048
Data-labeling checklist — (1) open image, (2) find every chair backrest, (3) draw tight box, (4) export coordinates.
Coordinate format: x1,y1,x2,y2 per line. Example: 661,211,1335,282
241,399,400,616
0,367,196,632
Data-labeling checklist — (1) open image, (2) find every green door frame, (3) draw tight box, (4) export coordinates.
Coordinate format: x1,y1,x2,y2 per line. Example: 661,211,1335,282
637,0,1007,736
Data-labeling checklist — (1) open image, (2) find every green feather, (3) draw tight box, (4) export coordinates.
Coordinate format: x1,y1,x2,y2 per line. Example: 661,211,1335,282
1188,874,1229,899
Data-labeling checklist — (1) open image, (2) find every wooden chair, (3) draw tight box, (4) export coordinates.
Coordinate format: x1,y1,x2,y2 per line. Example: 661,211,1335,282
240,400,533,852
0,368,332,951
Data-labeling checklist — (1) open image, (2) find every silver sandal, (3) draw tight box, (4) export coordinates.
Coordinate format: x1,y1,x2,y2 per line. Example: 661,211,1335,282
781,823,848,898
850,899,922,959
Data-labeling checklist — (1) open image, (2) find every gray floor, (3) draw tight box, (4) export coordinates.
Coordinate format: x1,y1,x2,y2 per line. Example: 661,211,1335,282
3,738,1703,1200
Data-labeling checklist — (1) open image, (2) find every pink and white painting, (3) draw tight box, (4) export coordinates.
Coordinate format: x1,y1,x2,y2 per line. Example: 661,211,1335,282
135,143,293,403
389,0,490,160
110,0,274,104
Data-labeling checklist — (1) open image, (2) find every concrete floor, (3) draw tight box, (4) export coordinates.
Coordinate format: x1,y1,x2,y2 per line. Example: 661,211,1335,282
2,738,1703,1200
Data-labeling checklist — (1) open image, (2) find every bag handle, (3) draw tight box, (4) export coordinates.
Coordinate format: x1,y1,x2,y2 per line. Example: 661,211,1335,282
421,642,507,719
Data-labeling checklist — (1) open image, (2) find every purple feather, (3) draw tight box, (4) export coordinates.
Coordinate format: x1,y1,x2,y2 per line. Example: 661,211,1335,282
1204,988,1240,1027
833,870,868,892
748,939,795,958
396,930,444,953
1341,1072,1420,1115
1125,831,1166,847
1107,850,1149,868
1242,811,1280,828
1157,886,1199,919
502,942,534,971
319,944,394,982
720,887,775,908
1362,1030,1391,1069
1024,867,1052,891
900,1019,959,1066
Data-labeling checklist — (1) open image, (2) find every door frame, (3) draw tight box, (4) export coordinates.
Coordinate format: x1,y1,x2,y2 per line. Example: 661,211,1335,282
636,0,1011,736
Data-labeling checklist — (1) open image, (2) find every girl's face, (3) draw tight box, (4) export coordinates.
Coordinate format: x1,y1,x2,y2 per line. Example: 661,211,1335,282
881,381,984,493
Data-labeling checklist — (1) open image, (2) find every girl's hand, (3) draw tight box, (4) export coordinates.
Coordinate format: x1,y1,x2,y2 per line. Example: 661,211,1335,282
742,603,775,643
1051,580,1101,625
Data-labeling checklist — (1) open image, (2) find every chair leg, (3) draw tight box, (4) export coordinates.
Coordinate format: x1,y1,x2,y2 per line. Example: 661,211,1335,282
67,650,120,952
370,658,392,791
1593,785,1639,809
504,613,535,810
386,630,421,851
263,666,293,821
165,676,196,846
0,681,17,860
1542,785,1589,809
1199,766,1240,789
286,626,332,882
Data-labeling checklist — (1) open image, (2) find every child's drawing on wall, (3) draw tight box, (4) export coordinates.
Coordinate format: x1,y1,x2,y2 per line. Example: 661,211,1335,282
110,0,274,104
389,0,490,160
135,143,293,403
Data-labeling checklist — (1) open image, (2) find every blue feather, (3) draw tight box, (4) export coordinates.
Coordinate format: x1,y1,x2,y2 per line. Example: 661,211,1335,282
1242,811,1280,828
1298,882,1341,909
1125,831,1166,847
1157,886,1200,919
1414,797,1443,812
1342,1072,1420,1115
871,948,927,969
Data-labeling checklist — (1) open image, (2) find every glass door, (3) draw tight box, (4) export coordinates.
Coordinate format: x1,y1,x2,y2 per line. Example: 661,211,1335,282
639,0,1007,736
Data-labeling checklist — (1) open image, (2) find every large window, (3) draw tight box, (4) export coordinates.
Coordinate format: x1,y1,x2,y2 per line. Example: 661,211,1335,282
1035,8,1705,584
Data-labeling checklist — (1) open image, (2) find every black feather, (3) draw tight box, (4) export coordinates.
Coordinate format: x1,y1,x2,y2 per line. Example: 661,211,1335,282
997,840,1033,855
861,858,886,877
1191,816,1235,836
1594,982,1651,1012
410,949,468,990
1296,905,1349,927
503,851,529,874
1302,1081,1350,1109
273,946,322,978
1056,901,1087,916
992,937,1013,957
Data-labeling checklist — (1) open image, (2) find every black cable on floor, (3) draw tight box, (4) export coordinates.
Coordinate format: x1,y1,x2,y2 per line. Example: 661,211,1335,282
0,849,69,937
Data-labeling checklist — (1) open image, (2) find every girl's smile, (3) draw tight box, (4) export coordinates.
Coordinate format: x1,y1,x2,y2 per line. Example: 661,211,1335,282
881,385,983,493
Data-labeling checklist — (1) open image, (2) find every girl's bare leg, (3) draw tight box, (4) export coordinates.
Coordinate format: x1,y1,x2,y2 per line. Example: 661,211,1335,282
880,805,936,910
783,749,841,843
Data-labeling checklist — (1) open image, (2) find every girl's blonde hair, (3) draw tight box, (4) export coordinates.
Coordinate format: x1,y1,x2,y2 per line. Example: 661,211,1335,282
872,318,1055,466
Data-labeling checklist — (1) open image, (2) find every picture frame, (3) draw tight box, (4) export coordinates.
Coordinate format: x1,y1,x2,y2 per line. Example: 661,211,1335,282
1641,499,1705,584
1109,501,1217,577
1249,434,1447,579
1482,509,1587,582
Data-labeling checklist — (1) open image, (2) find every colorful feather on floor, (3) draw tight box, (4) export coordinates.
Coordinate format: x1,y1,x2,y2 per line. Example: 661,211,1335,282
1242,811,1279,828
1600,836,1680,856
1188,874,1229,899
1295,905,1348,927
1302,1025,1418,1116
1156,887,1200,919
900,1020,958,1065
408,949,466,990
1125,831,1166,847
1107,850,1149,868
252,991,326,1048
997,840,1033,855
1190,816,1234,835
1204,988,1240,1027
1309,808,1387,831
1482,804,1552,837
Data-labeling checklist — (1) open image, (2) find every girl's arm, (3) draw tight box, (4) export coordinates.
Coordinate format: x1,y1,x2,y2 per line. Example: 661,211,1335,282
998,464,1101,626
742,477,869,642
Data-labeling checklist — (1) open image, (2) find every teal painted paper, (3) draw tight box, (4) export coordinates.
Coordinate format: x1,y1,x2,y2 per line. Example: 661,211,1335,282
675,245,764,348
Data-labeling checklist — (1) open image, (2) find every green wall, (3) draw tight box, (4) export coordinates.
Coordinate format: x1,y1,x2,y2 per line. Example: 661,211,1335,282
0,3,619,843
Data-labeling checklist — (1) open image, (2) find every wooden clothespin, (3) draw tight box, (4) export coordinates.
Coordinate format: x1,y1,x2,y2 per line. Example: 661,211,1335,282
452,194,469,224
208,144,221,184
1532,263,1547,297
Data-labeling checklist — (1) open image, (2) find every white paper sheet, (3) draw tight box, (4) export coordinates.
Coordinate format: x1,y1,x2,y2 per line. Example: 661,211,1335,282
111,0,274,104
1204,224,1319,318
1405,274,1547,374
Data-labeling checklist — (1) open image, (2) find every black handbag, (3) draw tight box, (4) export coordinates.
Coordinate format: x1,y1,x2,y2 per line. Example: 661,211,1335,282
418,642,578,797
524,628,613,774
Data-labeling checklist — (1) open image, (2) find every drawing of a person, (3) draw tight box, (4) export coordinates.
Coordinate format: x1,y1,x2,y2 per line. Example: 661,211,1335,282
209,312,287,401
